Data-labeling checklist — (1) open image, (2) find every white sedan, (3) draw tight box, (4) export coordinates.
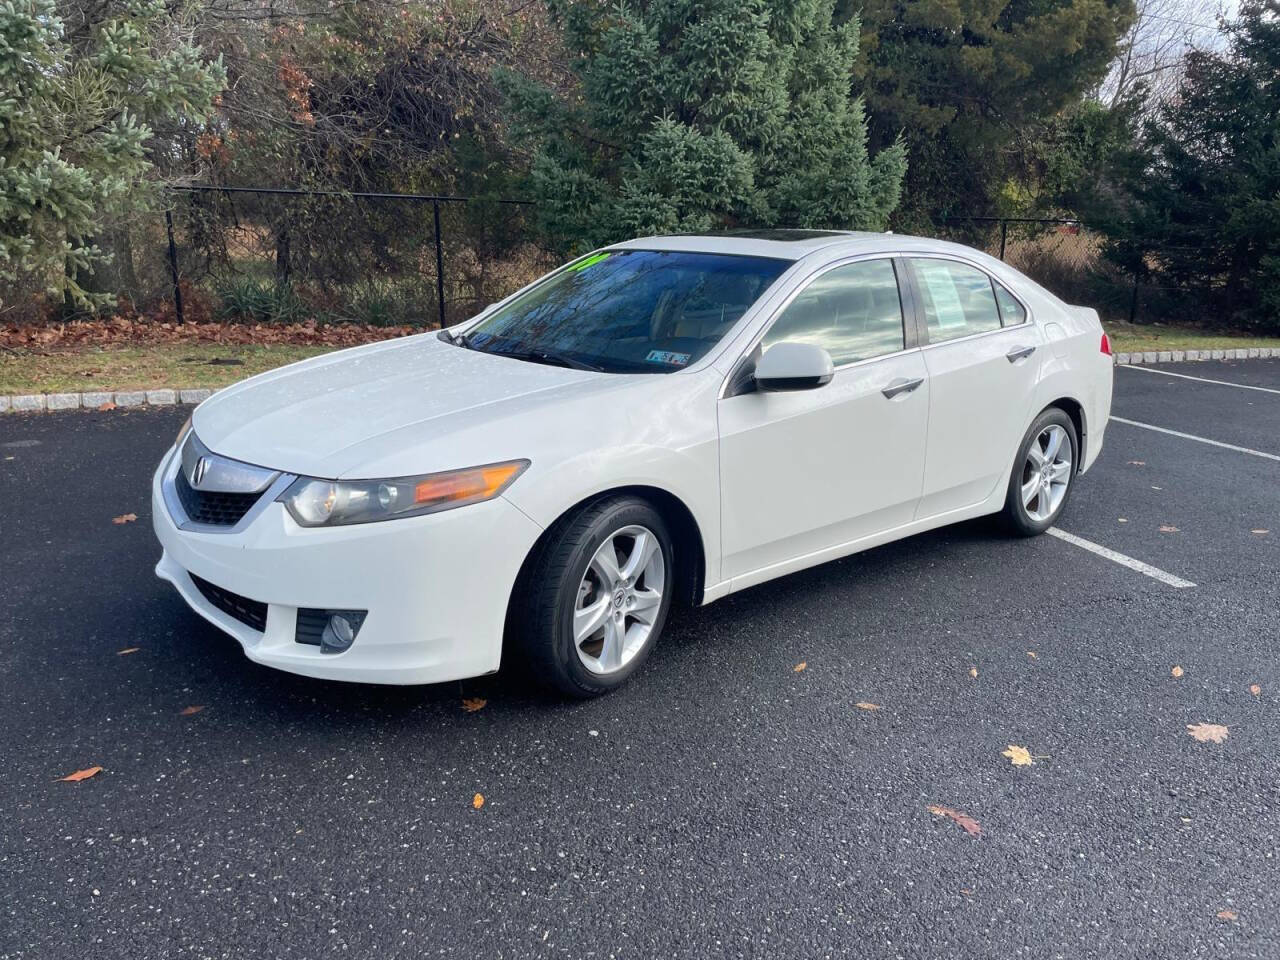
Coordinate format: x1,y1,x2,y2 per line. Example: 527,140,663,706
153,230,1114,696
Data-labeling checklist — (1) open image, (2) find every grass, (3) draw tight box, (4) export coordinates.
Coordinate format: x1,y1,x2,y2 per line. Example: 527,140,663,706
1103,320,1280,353
0,343,335,394
3,321,1277,395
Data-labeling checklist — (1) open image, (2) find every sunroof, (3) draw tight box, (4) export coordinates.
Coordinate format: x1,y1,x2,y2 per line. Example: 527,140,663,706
709,228,852,241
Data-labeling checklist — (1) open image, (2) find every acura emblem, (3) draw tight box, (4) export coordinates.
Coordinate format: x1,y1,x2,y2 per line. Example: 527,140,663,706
191,456,210,487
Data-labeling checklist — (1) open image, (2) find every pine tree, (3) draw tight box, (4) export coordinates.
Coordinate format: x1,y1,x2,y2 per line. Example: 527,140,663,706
0,0,224,310
1100,0,1280,330
499,0,907,252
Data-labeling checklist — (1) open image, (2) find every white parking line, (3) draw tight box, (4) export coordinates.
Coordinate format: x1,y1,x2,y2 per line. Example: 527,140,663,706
1047,528,1196,589
1110,416,1280,462
1119,364,1280,395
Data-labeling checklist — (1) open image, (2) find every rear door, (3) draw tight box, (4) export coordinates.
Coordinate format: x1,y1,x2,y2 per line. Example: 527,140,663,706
905,257,1042,518
717,257,930,581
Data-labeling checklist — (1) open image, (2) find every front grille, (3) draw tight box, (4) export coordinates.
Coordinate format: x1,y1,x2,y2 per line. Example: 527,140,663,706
190,574,268,633
175,469,262,526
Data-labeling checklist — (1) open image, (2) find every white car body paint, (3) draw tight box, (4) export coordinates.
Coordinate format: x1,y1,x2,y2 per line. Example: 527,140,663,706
153,232,1113,684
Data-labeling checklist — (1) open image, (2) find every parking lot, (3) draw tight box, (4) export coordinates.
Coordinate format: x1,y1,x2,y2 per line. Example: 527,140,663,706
1,358,1277,959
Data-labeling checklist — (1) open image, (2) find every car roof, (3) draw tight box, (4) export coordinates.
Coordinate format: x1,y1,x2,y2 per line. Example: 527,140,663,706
607,230,992,263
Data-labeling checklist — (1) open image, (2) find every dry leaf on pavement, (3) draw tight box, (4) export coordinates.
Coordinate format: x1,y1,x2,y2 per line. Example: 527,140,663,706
111,513,138,524
1249,684,1261,697
1217,909,1238,921
1159,524,1180,533
1251,529,1269,535
462,697,487,713
179,705,204,716
97,401,116,411
1127,460,1145,466
793,662,807,672
1186,723,1229,743
472,793,485,809
926,804,982,837
59,766,103,782
1026,651,1038,660
117,647,140,655
1002,745,1045,766
854,702,881,711
969,667,978,678
1171,665,1184,678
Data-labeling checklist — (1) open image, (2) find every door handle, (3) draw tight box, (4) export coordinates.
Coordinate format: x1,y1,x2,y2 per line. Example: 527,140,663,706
1006,344,1036,363
881,376,924,399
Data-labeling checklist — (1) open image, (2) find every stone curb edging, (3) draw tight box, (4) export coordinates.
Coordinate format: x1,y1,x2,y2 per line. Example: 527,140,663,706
1,388,214,414
1114,347,1276,365
2,348,1276,413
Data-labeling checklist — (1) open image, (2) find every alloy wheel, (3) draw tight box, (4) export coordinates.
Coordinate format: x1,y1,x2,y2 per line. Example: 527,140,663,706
573,525,665,675
1020,424,1073,522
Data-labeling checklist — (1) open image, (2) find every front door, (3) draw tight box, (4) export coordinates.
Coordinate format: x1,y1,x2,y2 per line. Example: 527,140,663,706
718,257,930,581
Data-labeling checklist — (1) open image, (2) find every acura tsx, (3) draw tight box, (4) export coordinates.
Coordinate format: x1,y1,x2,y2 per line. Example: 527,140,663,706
153,229,1114,696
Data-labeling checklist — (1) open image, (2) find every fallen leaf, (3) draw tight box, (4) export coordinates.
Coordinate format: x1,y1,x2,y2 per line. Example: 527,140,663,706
97,401,116,411
793,662,807,672
472,793,485,809
1217,909,1238,921
854,702,881,711
1002,744,1045,766
117,647,140,656
461,697,487,713
960,888,974,895
1159,524,1180,533
969,667,978,679
1171,665,1184,678
1251,529,1269,535
179,705,204,716
111,513,137,525
1026,651,1038,660
926,804,982,836
1127,460,1145,466
1249,684,1261,697
1186,722,1229,744
59,766,103,782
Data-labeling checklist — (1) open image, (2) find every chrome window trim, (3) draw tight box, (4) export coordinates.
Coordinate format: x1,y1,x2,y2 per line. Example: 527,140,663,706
162,434,296,535
718,253,910,399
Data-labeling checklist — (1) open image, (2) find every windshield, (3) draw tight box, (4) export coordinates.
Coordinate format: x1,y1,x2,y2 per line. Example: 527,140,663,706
461,249,790,373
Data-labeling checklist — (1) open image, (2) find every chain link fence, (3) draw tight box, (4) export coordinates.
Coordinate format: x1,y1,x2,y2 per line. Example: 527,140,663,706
934,217,1189,324
50,188,1189,330
129,186,553,329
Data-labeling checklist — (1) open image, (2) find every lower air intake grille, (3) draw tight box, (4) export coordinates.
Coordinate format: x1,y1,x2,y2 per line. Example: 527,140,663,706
175,469,262,526
190,574,268,633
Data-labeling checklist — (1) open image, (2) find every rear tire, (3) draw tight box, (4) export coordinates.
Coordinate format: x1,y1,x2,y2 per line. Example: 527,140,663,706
517,496,674,698
1001,407,1078,537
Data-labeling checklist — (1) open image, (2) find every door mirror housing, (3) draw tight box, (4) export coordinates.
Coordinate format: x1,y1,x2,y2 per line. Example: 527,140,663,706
754,342,835,392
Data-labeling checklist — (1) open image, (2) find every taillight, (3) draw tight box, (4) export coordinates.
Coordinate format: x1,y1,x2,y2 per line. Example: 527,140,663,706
1100,333,1113,356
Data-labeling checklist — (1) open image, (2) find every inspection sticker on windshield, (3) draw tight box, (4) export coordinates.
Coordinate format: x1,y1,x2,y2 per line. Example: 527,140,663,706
646,350,691,366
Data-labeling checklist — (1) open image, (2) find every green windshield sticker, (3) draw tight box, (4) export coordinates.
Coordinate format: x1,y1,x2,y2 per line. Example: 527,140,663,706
567,252,612,272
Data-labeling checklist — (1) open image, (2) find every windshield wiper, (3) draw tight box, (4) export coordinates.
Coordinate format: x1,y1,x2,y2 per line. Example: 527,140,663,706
490,348,603,372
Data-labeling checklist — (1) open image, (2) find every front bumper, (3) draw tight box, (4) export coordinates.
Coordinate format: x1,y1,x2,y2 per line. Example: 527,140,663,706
151,447,544,684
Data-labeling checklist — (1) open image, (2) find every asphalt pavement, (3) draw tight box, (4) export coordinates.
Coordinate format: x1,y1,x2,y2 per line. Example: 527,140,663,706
2,359,1278,959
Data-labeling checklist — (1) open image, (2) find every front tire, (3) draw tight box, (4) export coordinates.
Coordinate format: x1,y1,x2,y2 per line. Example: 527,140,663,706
1001,408,1078,536
518,496,674,697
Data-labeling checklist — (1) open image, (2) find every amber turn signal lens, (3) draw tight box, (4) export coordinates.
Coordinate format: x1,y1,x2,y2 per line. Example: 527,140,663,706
414,462,526,506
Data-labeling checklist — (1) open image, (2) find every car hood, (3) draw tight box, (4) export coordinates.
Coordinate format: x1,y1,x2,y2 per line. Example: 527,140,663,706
191,334,613,478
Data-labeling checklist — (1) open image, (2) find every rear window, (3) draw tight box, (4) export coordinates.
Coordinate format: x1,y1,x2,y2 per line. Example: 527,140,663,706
464,250,790,373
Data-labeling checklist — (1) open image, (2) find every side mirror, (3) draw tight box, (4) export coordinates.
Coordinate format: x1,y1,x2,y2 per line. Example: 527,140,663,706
754,341,834,392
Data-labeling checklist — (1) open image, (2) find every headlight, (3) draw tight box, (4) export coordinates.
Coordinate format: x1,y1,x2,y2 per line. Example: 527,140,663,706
175,415,192,450
278,459,530,527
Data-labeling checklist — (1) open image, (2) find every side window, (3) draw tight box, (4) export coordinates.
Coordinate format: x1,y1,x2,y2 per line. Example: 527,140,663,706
761,259,905,366
993,280,1027,326
909,259,1002,343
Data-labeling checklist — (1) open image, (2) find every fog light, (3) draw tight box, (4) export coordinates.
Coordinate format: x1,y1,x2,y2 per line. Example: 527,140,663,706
321,614,356,654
